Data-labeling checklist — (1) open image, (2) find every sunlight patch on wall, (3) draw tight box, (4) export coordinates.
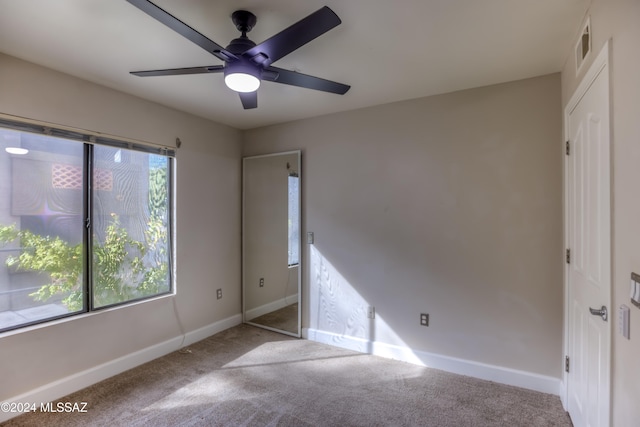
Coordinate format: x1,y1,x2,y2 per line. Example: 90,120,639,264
309,246,424,365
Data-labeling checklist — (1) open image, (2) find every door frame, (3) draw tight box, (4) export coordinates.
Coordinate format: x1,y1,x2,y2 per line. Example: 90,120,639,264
561,39,612,421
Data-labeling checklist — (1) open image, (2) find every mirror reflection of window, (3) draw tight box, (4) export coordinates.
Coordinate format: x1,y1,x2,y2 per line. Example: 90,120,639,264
287,173,299,267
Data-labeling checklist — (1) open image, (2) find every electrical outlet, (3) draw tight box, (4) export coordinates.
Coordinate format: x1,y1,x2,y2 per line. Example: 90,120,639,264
259,278,264,287
216,289,222,300
420,313,429,326
367,306,375,319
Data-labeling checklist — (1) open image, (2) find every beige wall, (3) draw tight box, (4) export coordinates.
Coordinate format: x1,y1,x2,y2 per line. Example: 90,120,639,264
561,1,640,425
0,53,242,400
243,73,564,378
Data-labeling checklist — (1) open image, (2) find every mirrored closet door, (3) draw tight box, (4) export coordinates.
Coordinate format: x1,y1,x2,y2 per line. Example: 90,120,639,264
242,151,301,337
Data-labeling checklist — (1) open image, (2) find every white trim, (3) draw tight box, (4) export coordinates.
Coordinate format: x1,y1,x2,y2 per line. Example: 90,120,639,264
245,294,298,321
562,39,611,411
182,314,242,346
0,314,242,423
303,328,561,396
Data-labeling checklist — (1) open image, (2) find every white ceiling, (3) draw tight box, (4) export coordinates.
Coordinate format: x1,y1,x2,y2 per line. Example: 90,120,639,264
0,0,589,130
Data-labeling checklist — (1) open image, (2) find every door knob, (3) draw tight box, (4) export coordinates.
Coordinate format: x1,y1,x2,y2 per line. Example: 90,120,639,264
589,305,608,321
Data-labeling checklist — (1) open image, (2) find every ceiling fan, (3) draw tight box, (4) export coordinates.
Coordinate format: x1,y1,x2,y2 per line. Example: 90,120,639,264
126,0,351,109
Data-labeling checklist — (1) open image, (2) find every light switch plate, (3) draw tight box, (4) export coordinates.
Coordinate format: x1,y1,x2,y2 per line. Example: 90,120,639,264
619,305,630,339
367,306,375,319
307,232,314,244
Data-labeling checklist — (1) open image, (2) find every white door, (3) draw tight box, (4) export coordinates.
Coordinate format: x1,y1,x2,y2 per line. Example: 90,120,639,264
565,42,611,427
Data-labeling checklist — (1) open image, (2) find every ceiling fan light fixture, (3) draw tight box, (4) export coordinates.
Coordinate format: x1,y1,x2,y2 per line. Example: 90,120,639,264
225,72,260,93
224,61,261,93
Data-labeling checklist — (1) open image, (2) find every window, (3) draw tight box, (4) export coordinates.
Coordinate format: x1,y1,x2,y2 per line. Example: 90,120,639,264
0,120,173,332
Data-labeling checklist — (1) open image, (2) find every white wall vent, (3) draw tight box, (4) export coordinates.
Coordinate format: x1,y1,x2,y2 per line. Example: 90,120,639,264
575,17,591,75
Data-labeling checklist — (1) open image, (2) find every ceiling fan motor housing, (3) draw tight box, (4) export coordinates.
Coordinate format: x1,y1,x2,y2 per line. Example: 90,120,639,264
224,58,263,81
226,36,257,55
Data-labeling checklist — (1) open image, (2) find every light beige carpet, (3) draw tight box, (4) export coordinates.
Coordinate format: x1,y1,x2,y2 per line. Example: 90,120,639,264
2,325,571,426
249,303,298,334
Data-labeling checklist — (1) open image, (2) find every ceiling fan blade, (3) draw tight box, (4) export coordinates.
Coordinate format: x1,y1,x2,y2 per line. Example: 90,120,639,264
130,65,224,77
265,66,350,95
126,0,237,62
242,6,341,66
239,92,258,109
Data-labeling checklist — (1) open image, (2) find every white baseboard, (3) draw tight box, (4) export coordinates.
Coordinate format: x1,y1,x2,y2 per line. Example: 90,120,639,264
182,314,242,346
0,314,242,423
245,293,298,321
303,328,561,396
559,379,568,410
